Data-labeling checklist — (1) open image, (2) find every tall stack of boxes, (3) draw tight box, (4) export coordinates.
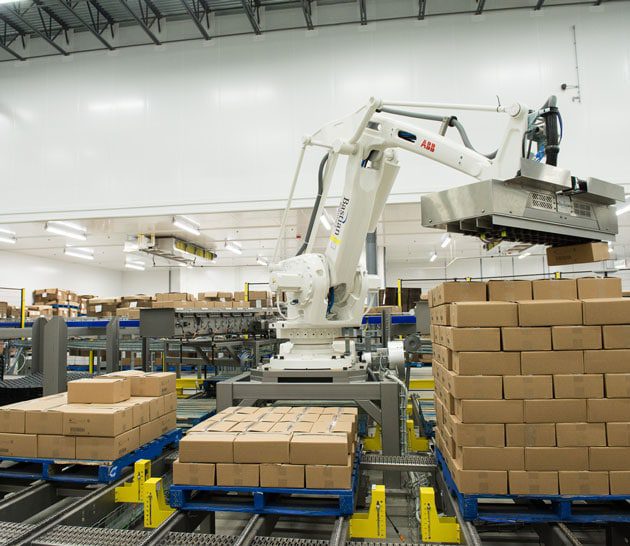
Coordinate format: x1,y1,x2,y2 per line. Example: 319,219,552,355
0,371,176,461
173,406,358,489
431,277,630,496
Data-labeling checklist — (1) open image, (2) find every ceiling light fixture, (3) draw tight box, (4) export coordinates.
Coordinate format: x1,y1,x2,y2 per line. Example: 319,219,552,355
256,256,269,266
123,240,139,253
172,215,201,237
46,221,87,241
320,211,333,232
616,202,630,216
429,251,437,262
0,228,16,244
608,241,614,254
225,240,242,255
440,234,452,248
518,251,531,260
125,262,145,271
64,247,94,260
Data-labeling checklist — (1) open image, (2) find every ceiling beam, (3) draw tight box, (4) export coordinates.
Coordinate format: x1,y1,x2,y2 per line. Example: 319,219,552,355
359,0,367,25
475,0,486,15
117,0,161,44
301,0,313,30
0,15,26,60
534,0,545,9
241,0,261,35
179,0,211,40
6,3,69,55
56,0,115,50
418,0,426,19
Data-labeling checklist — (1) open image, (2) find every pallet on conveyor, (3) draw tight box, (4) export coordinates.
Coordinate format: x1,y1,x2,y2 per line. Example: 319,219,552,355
169,447,361,517
436,448,630,524
0,428,181,484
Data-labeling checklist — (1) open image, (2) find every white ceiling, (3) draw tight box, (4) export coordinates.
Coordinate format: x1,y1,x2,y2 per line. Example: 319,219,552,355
2,200,630,271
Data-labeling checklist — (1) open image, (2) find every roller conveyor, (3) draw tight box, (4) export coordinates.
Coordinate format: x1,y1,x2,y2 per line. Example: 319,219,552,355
360,453,435,472
0,523,35,544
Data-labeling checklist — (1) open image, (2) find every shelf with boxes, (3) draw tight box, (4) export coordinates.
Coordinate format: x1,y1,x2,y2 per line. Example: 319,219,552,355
430,277,630,508
169,406,360,517
0,370,180,483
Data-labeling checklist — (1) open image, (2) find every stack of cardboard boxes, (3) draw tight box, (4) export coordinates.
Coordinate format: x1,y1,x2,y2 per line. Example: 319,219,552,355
31,289,87,318
173,406,358,489
431,277,630,496
0,371,176,461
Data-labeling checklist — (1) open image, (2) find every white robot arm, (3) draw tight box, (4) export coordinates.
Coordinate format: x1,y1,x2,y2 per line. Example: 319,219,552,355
268,97,555,371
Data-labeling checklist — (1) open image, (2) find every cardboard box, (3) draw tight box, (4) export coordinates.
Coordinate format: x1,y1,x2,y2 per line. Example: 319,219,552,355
584,350,630,373
559,471,609,495
487,280,532,302
589,448,630,471
0,403,26,434
509,471,558,495
173,459,215,486
504,376,553,399
587,399,630,423
37,435,76,459
0,433,37,458
606,423,630,446
502,327,551,351
23,394,68,434
103,371,176,397
532,279,577,300
449,417,505,447
518,300,582,327
430,282,486,307
234,433,291,463
163,392,177,414
260,463,305,488
610,472,630,494
452,351,520,375
305,456,352,489
156,292,195,302
602,325,630,349
432,344,452,369
450,302,518,327
62,405,133,437
442,327,501,351
552,326,602,350
290,434,348,465
577,277,622,299
553,374,603,399
455,400,523,424
179,432,238,463
75,428,140,460
68,378,130,404
139,419,161,446
450,459,508,494
556,423,606,447
524,399,587,423
520,351,583,375
583,298,630,325
525,447,588,471
506,424,556,447
456,446,524,470
442,370,503,399
216,464,259,486
546,242,610,266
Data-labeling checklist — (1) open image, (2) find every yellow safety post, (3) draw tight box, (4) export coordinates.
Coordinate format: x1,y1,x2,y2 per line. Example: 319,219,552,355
555,271,561,279
397,279,402,310
420,487,461,544
88,351,94,374
407,419,430,452
244,282,249,302
115,459,151,503
349,485,386,539
363,424,382,452
144,477,175,528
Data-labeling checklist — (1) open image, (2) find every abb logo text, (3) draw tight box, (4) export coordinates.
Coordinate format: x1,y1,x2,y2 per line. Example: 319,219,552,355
420,139,436,153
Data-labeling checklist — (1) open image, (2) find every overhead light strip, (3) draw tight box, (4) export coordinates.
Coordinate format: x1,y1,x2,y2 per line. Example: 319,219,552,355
173,216,201,236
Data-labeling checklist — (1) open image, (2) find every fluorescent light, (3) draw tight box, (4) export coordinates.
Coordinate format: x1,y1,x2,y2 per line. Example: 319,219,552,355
55,221,86,232
440,234,452,248
123,240,139,253
125,262,145,271
320,212,332,231
225,241,242,255
429,251,437,262
616,203,630,216
46,221,87,241
173,216,201,237
65,247,94,260
608,241,614,254
257,256,269,266
518,251,531,260
0,228,15,235
0,235,16,244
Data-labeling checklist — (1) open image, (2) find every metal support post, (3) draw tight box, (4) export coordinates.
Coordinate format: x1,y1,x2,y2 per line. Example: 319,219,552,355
42,317,68,395
142,336,151,372
105,317,120,372
380,379,402,488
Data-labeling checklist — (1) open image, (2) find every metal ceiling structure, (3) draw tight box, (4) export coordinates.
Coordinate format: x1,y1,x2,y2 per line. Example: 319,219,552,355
0,0,624,62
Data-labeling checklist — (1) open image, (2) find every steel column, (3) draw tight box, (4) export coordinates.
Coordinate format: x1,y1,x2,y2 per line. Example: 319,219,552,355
42,316,68,395
380,380,401,488
106,317,120,372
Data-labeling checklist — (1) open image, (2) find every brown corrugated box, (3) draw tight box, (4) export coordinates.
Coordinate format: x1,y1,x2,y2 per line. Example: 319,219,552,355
606,423,630,446
450,460,508,494
520,351,583,375
38,435,76,459
260,464,304,488
525,447,588,470
442,327,501,351
524,399,586,423
602,326,630,349
101,371,176,397
610,472,630,494
61,404,133,436
553,374,603,398
552,326,602,350
67,378,131,404
556,423,606,447
23,394,68,434
0,433,37,458
442,370,502,399
234,433,290,463
430,282,486,307
455,400,523,424
589,448,630,470
456,446,524,470
0,402,27,433
517,300,582,327
583,298,630,325
290,434,348,465
587,399,630,422
585,350,630,373
577,277,622,299
173,459,215,486
509,471,558,495
449,302,517,327
503,375,553,399
506,424,556,447
502,327,551,351
559,471,609,495
487,280,532,302
546,242,609,266
305,456,352,489
179,432,238,463
75,428,140,460
217,464,259,486
155,292,195,302
432,344,452,369
532,279,577,300
451,351,520,375
449,417,505,447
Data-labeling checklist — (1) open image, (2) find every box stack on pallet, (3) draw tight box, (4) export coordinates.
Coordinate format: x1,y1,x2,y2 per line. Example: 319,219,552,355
173,406,358,489
31,288,84,318
431,277,630,496
0,371,176,461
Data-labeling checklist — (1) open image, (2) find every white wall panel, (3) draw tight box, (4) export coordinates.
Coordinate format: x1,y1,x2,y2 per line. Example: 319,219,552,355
0,4,628,222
